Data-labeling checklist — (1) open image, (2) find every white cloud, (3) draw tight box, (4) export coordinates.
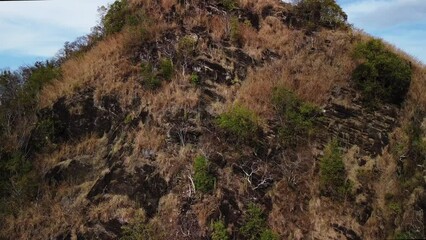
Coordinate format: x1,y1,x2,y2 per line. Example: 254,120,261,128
342,0,426,28
0,0,114,65
338,0,426,63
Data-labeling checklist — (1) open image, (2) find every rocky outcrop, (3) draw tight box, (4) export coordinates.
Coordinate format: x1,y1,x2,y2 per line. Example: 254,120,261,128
44,157,92,185
319,87,399,156
88,164,168,218
37,89,122,143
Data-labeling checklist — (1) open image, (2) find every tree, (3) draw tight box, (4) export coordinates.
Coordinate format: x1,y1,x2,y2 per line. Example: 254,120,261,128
293,0,347,29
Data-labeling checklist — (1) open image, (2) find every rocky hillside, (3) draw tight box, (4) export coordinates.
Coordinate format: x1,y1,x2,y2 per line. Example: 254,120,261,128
0,0,425,239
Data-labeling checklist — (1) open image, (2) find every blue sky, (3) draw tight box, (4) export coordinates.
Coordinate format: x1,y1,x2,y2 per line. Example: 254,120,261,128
0,0,425,70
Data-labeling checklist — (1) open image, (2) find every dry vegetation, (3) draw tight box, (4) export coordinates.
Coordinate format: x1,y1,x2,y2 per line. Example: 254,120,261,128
1,0,425,239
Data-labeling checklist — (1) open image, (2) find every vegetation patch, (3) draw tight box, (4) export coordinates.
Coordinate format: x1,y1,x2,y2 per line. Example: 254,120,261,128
319,139,352,199
211,220,229,240
120,213,157,240
217,105,259,141
189,73,200,86
102,0,130,35
272,87,320,146
293,0,348,30
193,156,215,193
230,17,242,45
221,0,237,11
352,39,412,106
159,58,174,80
240,203,278,240
141,59,174,90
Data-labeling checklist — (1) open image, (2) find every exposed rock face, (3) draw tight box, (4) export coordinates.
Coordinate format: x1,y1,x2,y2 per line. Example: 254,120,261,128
319,87,399,156
88,164,168,218
44,157,92,185
38,89,122,143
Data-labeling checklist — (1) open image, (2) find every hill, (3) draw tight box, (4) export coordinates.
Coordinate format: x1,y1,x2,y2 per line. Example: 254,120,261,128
0,0,425,239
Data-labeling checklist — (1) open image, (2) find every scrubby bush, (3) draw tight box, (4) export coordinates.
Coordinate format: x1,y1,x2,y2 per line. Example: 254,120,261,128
159,58,173,80
193,156,215,193
211,220,229,240
293,0,347,30
240,203,278,240
260,230,279,240
189,73,200,86
217,105,259,141
272,87,320,146
102,0,129,35
230,17,242,45
352,39,412,106
178,36,196,55
221,0,236,11
141,62,161,90
319,139,352,199
120,213,156,240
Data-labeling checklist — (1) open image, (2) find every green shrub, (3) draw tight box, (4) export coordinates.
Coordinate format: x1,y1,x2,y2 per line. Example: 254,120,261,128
294,0,347,30
141,62,161,90
272,87,320,146
178,36,196,55
352,39,412,106
120,213,156,240
388,202,402,214
260,230,279,240
189,73,200,86
230,17,242,45
240,203,278,240
193,156,215,193
217,105,259,141
211,220,229,240
221,0,236,11
102,0,129,35
319,139,352,199
160,58,173,80
394,231,421,240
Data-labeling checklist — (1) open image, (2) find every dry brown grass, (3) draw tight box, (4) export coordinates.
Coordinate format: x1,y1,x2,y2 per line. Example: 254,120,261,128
36,135,107,174
39,33,130,109
208,15,227,42
88,194,139,223
146,73,201,122
237,27,356,118
238,0,287,13
2,185,89,239
134,124,165,153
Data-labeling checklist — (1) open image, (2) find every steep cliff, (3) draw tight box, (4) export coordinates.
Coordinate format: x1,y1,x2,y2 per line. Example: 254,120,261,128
0,0,425,239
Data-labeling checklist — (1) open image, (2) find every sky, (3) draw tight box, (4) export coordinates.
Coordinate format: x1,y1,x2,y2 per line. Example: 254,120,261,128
0,0,425,70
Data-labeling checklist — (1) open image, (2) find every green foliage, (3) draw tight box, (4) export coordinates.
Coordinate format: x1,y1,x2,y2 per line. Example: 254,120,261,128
221,0,237,11
240,203,278,240
189,73,200,86
141,59,174,90
120,213,156,240
272,87,320,146
230,17,242,45
124,114,134,124
294,0,347,30
352,39,412,106
141,62,161,90
211,220,229,240
394,231,421,240
388,202,402,214
178,36,196,55
260,230,279,240
319,139,352,199
217,105,259,141
193,156,215,193
159,58,173,80
32,119,56,151
102,0,129,35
